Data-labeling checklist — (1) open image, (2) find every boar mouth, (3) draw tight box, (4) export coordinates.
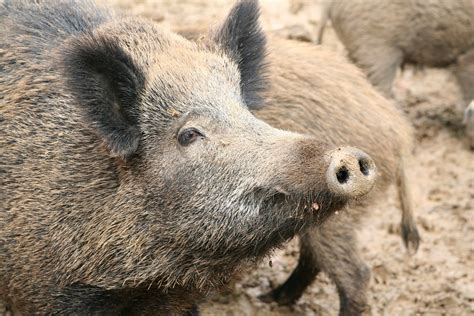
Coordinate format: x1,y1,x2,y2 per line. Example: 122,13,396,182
262,188,346,226
239,189,347,258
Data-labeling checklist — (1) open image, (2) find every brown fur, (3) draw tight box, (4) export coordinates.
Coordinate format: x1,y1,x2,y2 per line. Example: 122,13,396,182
0,1,378,314
317,0,474,148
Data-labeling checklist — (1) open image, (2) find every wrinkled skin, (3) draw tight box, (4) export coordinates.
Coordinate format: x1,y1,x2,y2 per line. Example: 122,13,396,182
317,0,474,148
0,0,375,314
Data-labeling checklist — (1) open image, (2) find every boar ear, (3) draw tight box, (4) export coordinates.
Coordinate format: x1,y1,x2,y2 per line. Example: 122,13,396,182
213,0,268,109
63,35,145,160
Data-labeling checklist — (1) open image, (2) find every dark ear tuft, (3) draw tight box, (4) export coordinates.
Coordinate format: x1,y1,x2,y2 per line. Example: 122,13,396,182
63,35,145,160
213,0,268,109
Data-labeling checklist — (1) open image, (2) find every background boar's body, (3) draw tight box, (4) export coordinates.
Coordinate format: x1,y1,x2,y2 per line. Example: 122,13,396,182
255,38,420,315
0,0,377,314
317,0,474,147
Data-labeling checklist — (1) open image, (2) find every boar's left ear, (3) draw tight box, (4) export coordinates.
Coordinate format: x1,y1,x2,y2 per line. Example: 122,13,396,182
213,0,268,109
63,35,145,161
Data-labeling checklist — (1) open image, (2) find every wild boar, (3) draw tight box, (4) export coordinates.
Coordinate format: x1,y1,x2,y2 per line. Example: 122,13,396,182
0,0,376,314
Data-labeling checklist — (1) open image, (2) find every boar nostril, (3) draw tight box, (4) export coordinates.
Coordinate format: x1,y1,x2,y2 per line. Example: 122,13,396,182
358,158,370,176
336,166,350,184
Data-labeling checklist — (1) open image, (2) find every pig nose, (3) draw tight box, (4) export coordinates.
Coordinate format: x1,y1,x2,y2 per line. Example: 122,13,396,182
326,147,376,198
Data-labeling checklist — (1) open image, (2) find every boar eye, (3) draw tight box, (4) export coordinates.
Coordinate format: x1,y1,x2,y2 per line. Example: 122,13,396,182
178,128,204,146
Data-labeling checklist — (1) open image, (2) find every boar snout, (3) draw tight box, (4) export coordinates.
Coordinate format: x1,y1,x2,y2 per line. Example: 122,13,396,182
326,147,377,198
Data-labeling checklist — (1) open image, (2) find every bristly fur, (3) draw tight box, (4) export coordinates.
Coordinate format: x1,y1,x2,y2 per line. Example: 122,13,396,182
1,0,354,314
213,0,268,109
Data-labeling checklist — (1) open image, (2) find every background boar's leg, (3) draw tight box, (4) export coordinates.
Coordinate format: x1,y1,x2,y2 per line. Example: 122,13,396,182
352,44,403,97
454,48,474,149
259,233,321,305
262,215,371,316
305,223,370,316
454,48,474,104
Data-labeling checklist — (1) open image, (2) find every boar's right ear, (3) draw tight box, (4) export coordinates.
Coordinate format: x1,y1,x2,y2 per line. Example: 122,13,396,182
63,35,145,161
212,0,268,109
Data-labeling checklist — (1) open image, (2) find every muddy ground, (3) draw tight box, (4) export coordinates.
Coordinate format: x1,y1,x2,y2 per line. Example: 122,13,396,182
2,0,473,315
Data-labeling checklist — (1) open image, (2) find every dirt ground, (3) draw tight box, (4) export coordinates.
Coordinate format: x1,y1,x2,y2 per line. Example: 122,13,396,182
2,0,473,315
